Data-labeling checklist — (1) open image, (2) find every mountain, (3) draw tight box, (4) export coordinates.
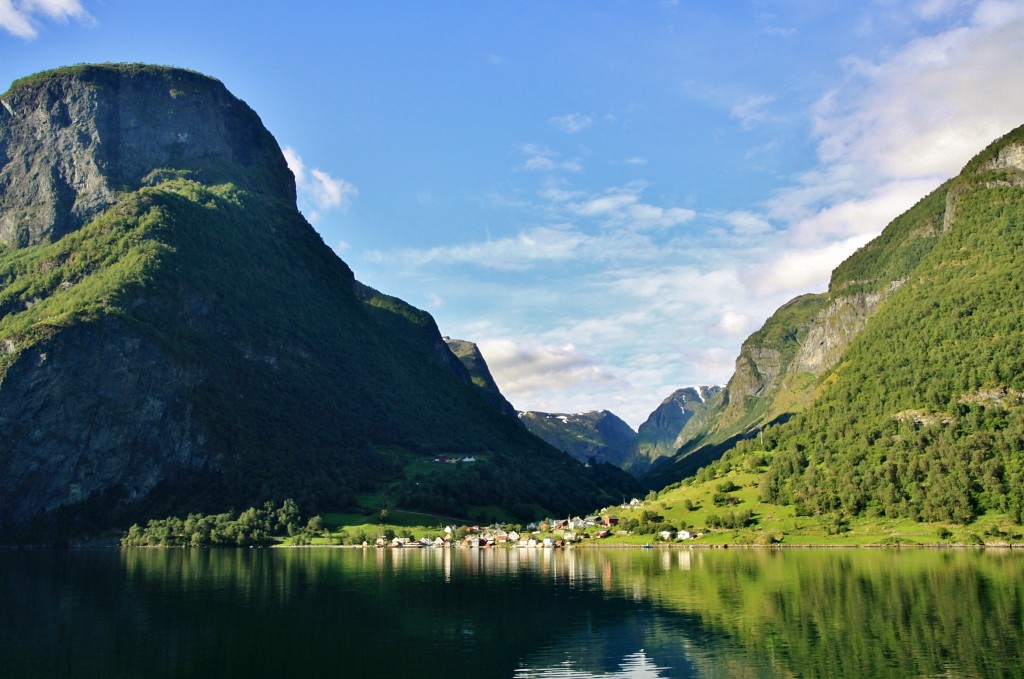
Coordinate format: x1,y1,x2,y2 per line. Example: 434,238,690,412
443,338,521,422
648,122,1024,524
623,386,721,476
519,410,636,468
0,64,638,539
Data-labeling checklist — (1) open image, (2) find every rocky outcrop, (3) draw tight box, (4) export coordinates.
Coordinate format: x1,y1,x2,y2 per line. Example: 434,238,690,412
983,141,1024,173
790,287,900,374
0,64,292,247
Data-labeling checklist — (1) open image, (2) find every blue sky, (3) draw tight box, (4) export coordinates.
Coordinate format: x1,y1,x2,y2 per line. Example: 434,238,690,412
3,1,1024,427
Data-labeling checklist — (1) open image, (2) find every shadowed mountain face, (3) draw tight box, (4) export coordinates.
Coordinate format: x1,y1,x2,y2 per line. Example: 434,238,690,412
0,64,637,539
519,410,637,469
648,123,1024,525
443,338,522,423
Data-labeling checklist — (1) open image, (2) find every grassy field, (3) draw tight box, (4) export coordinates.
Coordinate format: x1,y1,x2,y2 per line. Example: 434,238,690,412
587,467,1024,547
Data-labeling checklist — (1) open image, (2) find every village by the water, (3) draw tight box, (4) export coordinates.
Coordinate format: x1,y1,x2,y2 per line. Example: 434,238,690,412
377,497,703,549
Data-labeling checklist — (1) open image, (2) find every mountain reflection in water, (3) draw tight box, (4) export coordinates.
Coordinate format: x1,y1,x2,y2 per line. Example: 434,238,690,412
1,546,1021,678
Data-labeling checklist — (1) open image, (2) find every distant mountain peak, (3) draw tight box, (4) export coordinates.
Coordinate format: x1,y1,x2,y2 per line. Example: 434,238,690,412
620,386,722,477
519,409,636,469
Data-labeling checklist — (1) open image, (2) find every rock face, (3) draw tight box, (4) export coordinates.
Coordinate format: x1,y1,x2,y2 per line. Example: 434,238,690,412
519,410,636,468
0,320,207,526
0,64,292,248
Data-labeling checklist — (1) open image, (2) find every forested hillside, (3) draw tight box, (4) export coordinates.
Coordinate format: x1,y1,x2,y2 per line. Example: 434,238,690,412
683,123,1024,525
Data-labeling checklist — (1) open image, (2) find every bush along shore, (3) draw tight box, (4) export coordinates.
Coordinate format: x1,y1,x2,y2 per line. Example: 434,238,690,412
120,500,325,547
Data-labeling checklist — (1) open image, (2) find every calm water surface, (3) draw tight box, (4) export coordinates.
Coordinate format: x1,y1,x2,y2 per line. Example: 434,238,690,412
1,547,1021,678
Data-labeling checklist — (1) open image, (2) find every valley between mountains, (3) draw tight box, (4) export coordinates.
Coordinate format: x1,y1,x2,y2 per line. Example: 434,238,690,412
3,63,1024,546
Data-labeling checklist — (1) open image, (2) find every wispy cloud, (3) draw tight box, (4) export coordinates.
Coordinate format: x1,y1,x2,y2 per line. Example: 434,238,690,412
367,182,697,272
358,2,1024,427
283,147,358,222
730,94,776,130
739,0,1024,295
549,112,594,134
366,226,592,271
914,0,967,21
0,0,93,39
521,143,582,172
723,210,773,235
566,186,696,231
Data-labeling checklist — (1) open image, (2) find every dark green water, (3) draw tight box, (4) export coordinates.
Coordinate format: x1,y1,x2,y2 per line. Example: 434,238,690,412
1,547,1021,678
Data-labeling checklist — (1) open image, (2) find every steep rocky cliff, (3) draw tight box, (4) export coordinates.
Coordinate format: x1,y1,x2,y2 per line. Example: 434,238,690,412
0,64,291,248
0,64,637,538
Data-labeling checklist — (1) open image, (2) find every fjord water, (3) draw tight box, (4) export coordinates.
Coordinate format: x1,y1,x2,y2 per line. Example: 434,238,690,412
1,548,1021,678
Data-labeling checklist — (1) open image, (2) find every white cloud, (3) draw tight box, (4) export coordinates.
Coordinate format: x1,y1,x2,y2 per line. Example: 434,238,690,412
0,0,92,38
686,347,737,385
811,6,1024,183
477,338,622,408
915,0,966,20
367,182,698,272
368,225,594,271
283,146,357,221
624,156,648,165
282,147,305,182
972,0,1024,27
521,144,582,172
567,185,696,231
745,234,873,299
549,112,594,134
744,1,1024,295
723,210,774,235
309,168,357,211
572,192,637,216
707,311,751,337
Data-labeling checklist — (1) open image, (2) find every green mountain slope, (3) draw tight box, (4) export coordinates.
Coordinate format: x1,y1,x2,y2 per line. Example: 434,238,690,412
647,169,954,487
0,65,637,538
655,123,1024,524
